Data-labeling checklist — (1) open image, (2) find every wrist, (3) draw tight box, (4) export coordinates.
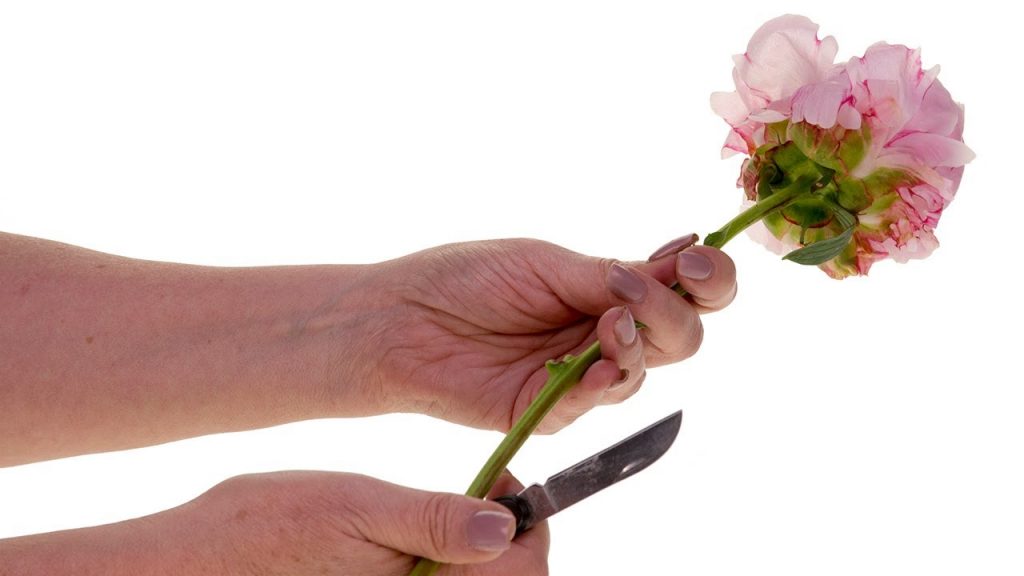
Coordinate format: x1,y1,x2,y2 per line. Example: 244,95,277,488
243,261,396,421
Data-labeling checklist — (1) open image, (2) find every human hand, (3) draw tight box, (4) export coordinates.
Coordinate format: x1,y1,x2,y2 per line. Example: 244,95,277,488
360,235,737,432
0,471,547,576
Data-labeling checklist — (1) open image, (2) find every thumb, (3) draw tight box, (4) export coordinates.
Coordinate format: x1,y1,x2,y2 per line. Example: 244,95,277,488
353,476,517,564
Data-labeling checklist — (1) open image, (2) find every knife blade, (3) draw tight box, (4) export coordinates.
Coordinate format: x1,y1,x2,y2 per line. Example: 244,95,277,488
494,410,682,535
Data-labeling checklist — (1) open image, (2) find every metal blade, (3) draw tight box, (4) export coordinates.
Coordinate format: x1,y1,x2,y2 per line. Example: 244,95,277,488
517,410,682,527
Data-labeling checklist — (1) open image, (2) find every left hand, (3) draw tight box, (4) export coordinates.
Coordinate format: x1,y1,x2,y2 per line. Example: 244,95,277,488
359,236,737,432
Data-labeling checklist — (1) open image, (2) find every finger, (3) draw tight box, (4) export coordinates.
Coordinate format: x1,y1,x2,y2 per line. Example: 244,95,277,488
486,471,550,555
442,472,551,576
606,263,704,367
331,475,518,565
672,245,738,313
537,306,646,431
592,306,646,405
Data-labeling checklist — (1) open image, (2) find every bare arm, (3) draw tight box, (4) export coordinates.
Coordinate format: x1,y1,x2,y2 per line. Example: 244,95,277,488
0,232,382,466
1,231,735,467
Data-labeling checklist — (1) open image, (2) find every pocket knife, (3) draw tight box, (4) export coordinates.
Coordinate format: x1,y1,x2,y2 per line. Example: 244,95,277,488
495,410,682,536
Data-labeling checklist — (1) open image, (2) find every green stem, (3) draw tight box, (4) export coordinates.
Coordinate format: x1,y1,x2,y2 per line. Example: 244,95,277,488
703,180,810,249
408,186,805,576
408,343,601,576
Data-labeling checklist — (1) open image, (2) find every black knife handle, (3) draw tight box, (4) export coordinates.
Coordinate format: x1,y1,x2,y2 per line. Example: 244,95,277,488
493,494,533,537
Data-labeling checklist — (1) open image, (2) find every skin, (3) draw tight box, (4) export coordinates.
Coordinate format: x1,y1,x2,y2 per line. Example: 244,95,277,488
0,231,737,575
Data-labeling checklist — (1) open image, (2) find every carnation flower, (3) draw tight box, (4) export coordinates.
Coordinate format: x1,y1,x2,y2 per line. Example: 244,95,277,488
712,15,974,277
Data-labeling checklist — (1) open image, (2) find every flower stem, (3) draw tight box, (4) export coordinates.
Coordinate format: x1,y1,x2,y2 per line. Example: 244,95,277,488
703,180,809,249
408,187,803,576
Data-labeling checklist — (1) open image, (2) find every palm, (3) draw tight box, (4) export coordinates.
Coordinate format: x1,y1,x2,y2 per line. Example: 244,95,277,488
379,240,600,431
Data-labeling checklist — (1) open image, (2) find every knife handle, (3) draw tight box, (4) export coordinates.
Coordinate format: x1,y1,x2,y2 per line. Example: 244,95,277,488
493,494,533,537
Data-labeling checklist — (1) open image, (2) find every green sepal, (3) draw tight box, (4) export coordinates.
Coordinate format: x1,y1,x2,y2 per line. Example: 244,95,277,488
757,163,780,200
703,230,727,249
836,178,872,213
782,197,834,229
837,126,869,172
788,122,844,172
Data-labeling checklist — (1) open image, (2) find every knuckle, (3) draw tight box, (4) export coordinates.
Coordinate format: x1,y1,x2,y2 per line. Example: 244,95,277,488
596,256,623,281
661,316,703,361
419,493,458,557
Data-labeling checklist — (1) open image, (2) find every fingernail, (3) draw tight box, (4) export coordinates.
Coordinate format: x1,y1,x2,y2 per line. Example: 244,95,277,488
614,307,637,347
677,251,713,280
467,510,515,552
608,263,647,304
647,233,699,262
609,369,630,391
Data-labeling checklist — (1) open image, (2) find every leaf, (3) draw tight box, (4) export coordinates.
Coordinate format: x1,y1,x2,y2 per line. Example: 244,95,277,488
783,205,858,266
783,227,855,265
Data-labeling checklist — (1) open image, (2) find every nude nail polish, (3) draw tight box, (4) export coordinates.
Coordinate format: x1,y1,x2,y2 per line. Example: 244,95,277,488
614,307,637,347
677,252,713,280
608,264,647,304
647,233,699,262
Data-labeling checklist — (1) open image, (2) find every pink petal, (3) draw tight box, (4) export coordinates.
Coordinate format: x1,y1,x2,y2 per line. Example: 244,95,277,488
902,78,959,136
711,90,750,125
722,130,749,158
737,15,839,103
886,132,976,167
837,102,862,130
749,109,788,123
791,77,850,128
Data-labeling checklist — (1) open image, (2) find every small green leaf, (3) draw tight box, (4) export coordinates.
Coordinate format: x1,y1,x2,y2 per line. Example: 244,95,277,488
832,205,857,229
783,226,855,265
783,204,858,266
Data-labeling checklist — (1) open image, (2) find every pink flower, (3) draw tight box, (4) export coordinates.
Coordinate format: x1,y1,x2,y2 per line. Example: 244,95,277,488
712,16,974,278
711,15,839,157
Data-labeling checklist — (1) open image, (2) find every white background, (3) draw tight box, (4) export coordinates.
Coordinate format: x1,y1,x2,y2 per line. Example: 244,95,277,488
1,1,1021,574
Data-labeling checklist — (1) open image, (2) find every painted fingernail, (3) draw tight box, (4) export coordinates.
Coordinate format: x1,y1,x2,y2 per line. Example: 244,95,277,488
467,510,515,552
647,233,699,262
608,263,647,304
614,307,637,347
677,251,713,280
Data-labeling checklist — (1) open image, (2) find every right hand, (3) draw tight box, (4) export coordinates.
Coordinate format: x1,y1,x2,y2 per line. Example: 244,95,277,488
0,471,549,575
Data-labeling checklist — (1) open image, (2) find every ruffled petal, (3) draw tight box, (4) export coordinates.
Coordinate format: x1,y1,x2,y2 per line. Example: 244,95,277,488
711,90,750,125
837,102,862,130
886,132,976,167
902,78,960,136
791,77,850,128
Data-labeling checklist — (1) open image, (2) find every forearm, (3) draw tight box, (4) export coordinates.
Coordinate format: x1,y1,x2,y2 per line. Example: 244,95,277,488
0,232,387,466
0,514,181,576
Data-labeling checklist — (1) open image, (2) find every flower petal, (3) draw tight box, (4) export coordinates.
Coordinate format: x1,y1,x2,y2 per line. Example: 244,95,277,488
791,76,850,129
711,90,750,125
902,78,960,136
886,132,976,168
837,102,862,130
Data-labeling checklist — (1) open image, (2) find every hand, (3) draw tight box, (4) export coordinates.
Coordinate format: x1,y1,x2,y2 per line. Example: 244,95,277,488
0,471,548,576
363,235,737,432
